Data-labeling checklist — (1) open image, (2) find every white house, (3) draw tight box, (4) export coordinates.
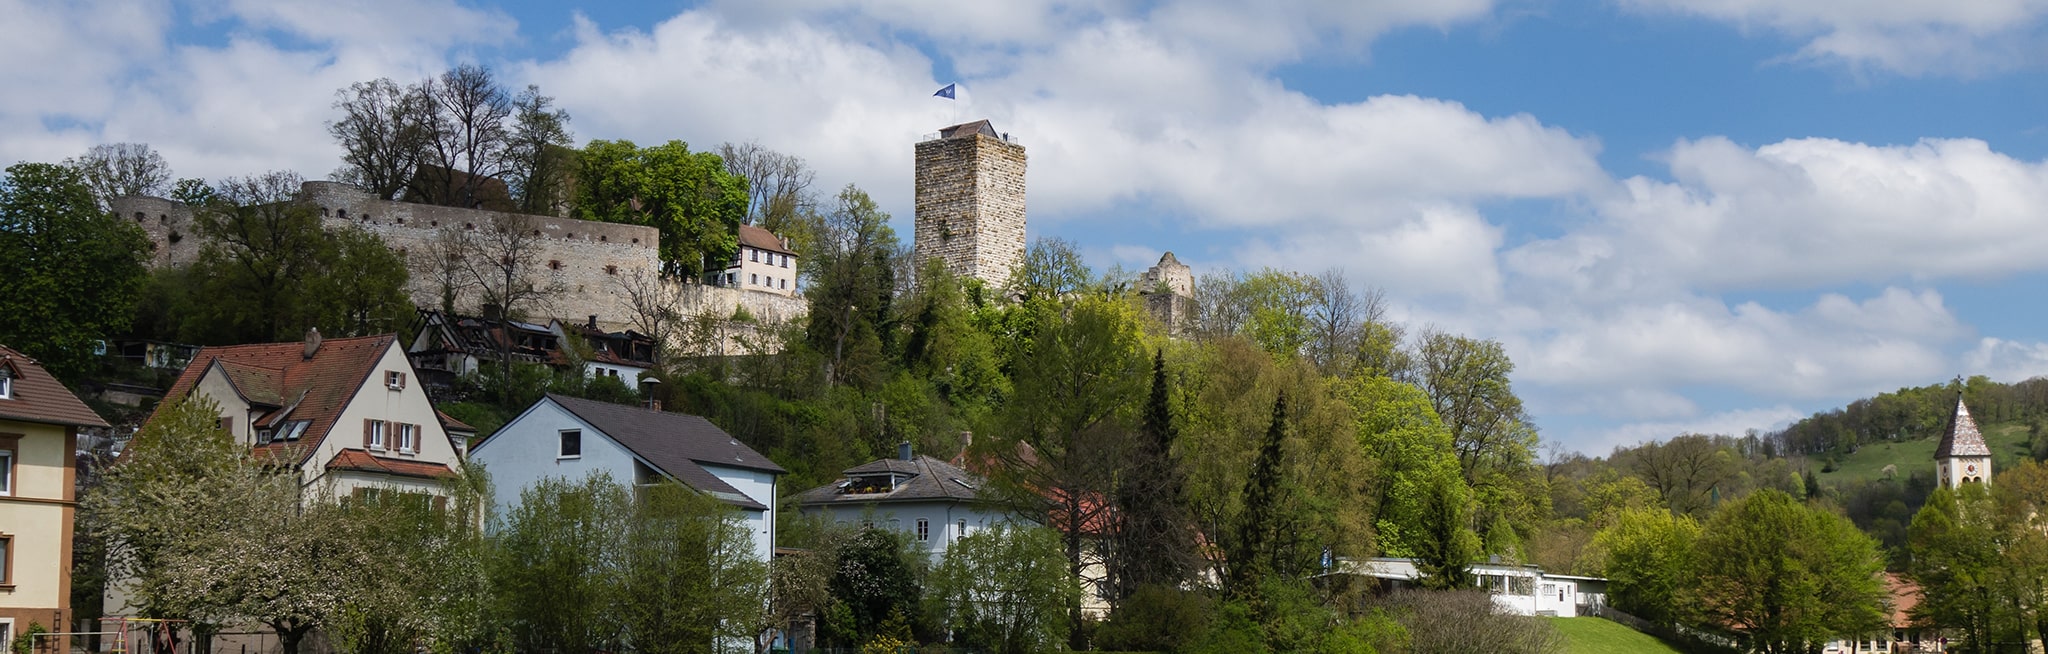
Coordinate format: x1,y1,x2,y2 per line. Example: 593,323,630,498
1348,557,1609,618
546,317,657,382
791,443,1005,562
469,394,785,564
153,331,466,498
714,224,799,297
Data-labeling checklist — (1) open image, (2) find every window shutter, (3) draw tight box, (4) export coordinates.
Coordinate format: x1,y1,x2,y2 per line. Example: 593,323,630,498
399,372,408,389
219,417,232,433
433,496,448,512
363,419,373,449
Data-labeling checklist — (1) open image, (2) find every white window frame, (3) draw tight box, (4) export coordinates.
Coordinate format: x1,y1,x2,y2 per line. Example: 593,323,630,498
916,518,930,542
0,617,14,646
385,370,405,390
368,420,388,451
398,423,418,453
749,248,759,262
559,430,582,459
0,372,11,400
0,449,12,497
957,519,967,537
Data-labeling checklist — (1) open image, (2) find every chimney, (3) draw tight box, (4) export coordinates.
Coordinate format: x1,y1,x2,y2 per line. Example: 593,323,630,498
898,441,913,462
588,315,598,330
302,327,322,359
959,430,973,452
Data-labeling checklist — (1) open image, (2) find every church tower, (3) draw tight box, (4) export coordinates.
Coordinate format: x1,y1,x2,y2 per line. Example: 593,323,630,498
914,120,1027,288
1936,392,1992,488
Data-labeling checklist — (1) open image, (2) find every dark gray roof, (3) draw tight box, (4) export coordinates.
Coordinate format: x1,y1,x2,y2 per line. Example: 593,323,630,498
938,120,998,139
1936,396,1993,458
793,455,985,506
546,394,784,509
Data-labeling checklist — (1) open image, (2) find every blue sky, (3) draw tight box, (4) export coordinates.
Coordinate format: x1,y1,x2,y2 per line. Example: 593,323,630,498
6,0,2048,455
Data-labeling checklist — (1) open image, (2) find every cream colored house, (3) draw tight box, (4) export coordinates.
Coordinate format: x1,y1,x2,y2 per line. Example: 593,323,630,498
716,224,799,297
0,344,111,641
154,331,467,499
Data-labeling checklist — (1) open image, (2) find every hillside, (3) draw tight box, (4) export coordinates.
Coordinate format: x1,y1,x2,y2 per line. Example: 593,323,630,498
1815,421,2032,486
1547,617,1685,654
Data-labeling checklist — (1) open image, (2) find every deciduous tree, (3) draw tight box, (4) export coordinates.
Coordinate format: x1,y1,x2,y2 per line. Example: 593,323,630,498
575,139,748,277
926,525,1078,654
1693,490,1887,653
65,142,172,209
0,162,150,378
328,79,434,200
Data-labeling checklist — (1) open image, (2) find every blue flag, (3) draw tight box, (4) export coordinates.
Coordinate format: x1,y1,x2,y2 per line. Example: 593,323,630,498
933,83,956,99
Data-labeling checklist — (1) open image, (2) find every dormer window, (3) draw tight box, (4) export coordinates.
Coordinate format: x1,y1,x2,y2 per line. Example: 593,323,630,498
0,368,11,400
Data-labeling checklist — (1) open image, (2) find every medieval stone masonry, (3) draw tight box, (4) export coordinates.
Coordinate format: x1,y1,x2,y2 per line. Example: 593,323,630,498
115,182,805,343
914,120,1028,288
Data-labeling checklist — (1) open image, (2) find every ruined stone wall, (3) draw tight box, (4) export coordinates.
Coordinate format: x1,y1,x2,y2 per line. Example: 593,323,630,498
114,182,805,343
913,132,1027,288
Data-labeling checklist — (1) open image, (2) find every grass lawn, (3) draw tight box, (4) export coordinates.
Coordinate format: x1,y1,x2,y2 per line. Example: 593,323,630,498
1816,422,2032,485
1548,617,1685,654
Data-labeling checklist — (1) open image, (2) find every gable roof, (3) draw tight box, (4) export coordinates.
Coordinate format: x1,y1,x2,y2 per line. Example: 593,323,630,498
738,224,795,256
938,120,999,139
1936,395,1992,458
327,448,456,480
159,334,397,464
544,393,782,509
0,344,110,428
793,454,985,506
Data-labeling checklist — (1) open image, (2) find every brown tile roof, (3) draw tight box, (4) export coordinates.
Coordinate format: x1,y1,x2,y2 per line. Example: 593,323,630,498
436,409,475,433
327,448,456,480
0,344,110,428
938,120,998,139
158,334,396,465
738,224,795,256
1886,572,1920,628
543,394,782,509
1937,396,1992,458
792,455,986,506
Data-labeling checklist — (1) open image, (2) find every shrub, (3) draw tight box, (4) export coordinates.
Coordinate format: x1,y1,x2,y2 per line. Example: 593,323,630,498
1384,589,1560,654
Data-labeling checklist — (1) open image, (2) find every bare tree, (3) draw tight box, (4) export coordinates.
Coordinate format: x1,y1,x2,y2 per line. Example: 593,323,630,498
451,212,558,322
506,84,573,216
610,268,698,365
66,142,172,210
1190,270,1246,342
717,141,814,233
420,64,512,208
1306,268,1362,374
327,79,433,200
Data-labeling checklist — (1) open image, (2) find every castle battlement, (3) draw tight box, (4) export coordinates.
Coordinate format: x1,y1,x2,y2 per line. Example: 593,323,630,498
914,119,1028,288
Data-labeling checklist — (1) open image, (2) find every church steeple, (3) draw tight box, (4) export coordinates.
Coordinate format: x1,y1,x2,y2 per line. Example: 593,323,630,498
1935,388,1992,488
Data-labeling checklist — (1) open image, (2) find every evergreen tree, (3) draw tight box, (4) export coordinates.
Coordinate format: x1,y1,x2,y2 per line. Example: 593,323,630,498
1107,350,1195,604
1227,393,1289,606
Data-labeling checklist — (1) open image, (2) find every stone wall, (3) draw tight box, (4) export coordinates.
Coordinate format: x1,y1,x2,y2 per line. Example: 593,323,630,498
913,129,1027,288
114,182,805,345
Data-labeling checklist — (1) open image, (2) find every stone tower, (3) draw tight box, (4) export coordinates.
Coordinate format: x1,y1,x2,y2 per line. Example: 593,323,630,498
1936,392,1992,488
914,120,1027,288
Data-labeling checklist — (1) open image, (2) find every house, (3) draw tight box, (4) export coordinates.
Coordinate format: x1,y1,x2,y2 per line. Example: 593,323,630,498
547,316,657,382
0,344,110,641
791,443,1005,561
1347,557,1609,618
714,224,799,297
469,394,785,563
406,310,561,390
151,331,465,498
1827,573,1946,653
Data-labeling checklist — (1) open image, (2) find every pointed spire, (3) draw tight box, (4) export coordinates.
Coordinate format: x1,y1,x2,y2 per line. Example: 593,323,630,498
1936,392,1992,458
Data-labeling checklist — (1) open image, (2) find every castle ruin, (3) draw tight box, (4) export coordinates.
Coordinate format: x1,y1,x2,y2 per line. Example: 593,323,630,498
914,120,1028,288
114,182,805,343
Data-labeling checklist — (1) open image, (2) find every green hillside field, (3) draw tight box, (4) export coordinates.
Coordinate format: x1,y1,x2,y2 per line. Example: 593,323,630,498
1547,617,1685,654
1815,422,2032,485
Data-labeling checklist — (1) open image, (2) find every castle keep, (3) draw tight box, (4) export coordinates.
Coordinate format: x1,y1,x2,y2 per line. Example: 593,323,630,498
914,120,1028,288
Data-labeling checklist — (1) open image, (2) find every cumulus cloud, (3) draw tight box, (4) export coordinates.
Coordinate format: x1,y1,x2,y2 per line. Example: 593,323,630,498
1620,0,2048,75
1508,137,2048,297
1964,337,2048,382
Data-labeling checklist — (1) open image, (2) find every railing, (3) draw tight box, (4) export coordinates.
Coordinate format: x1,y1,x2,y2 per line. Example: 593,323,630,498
1590,605,1741,654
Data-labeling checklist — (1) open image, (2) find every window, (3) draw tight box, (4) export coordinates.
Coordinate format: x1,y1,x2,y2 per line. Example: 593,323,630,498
958,519,967,536
749,273,758,285
0,368,11,399
559,430,582,458
780,254,790,268
750,248,759,262
605,265,618,275
0,447,12,497
365,419,387,451
779,278,788,290
548,260,563,270
0,535,9,586
916,519,930,542
397,423,418,453
385,370,407,390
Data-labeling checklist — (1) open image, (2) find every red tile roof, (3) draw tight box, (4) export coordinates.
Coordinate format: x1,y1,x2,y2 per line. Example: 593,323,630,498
158,334,396,465
1887,573,1920,628
326,448,456,479
0,344,110,428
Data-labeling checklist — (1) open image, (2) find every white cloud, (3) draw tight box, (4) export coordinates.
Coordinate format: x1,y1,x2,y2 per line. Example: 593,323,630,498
1236,204,1507,300
1620,0,2048,75
1508,136,2048,297
1964,337,2048,383
1592,405,1807,454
